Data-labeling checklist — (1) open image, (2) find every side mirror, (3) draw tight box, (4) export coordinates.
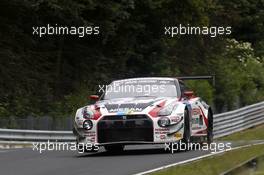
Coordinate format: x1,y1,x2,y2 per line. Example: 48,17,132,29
184,91,194,99
89,95,99,101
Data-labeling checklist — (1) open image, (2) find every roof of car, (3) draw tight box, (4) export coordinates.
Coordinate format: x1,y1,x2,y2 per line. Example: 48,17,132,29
113,77,177,82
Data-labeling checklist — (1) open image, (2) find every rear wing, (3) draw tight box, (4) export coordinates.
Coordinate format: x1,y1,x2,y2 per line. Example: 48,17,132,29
176,75,215,86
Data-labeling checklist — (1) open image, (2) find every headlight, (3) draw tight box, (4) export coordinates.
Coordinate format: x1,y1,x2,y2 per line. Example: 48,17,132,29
83,120,93,130
158,117,170,127
82,107,94,119
158,103,179,116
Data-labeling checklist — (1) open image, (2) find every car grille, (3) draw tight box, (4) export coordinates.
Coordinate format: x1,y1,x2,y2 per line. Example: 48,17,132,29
97,115,153,143
101,114,148,120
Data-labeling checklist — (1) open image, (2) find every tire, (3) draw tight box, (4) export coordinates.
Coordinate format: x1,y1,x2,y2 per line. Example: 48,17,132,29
182,109,191,144
207,111,213,144
72,127,78,136
104,144,124,153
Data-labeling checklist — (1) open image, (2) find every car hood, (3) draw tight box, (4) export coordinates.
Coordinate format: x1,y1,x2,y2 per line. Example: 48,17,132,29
96,96,175,113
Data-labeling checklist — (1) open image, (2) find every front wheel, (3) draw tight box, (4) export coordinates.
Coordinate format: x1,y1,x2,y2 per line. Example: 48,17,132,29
182,109,191,144
207,111,213,144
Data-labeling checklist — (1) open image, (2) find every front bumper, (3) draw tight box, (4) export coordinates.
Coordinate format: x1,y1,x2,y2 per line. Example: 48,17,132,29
97,115,153,143
74,114,184,145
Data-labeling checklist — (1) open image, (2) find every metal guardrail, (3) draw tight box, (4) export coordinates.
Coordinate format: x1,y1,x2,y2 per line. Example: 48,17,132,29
0,116,73,130
0,101,263,141
213,101,264,138
0,128,75,141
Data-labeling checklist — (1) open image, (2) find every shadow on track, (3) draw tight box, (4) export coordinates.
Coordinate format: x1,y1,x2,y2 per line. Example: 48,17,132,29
76,147,187,158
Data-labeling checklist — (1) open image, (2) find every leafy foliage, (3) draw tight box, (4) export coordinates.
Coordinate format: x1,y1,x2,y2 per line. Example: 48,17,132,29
0,0,263,117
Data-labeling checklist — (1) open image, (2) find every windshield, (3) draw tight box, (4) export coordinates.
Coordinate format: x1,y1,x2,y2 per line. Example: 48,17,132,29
103,79,178,99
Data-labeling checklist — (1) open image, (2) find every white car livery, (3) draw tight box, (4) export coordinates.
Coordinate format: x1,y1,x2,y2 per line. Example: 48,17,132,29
73,77,213,152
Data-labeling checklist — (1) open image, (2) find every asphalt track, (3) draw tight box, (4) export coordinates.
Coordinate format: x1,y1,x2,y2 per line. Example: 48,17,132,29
0,144,215,175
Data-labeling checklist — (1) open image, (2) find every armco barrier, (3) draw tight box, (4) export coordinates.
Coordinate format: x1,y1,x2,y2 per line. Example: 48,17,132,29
0,128,74,141
213,101,264,138
0,101,263,141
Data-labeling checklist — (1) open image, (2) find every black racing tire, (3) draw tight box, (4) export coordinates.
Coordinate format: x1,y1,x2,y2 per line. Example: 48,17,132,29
104,144,124,153
182,109,191,144
207,110,213,144
72,127,78,136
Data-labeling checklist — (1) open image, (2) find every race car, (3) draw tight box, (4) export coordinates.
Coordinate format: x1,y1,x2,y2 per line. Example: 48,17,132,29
73,77,213,152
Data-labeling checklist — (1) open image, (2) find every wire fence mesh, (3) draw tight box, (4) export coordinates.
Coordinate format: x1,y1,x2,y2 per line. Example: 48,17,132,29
0,116,73,130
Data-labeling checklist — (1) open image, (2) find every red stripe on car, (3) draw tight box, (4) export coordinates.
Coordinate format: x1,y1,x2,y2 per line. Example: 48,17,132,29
93,105,102,120
198,106,208,127
148,100,166,117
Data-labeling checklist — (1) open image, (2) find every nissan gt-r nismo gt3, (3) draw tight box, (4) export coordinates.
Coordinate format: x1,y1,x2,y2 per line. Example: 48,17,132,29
73,77,213,152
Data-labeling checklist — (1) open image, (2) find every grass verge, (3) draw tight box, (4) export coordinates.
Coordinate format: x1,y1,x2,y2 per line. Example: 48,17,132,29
219,124,264,141
152,144,264,175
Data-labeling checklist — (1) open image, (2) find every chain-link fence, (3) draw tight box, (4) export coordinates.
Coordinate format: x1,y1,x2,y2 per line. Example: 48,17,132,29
0,116,73,130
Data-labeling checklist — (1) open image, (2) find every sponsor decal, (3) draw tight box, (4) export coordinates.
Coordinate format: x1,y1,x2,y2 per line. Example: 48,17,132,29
192,118,199,124
171,116,182,123
109,107,143,113
174,132,182,139
155,128,169,131
155,128,170,134
155,131,169,134
160,135,166,139
127,108,134,114
84,131,96,137
192,108,200,115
